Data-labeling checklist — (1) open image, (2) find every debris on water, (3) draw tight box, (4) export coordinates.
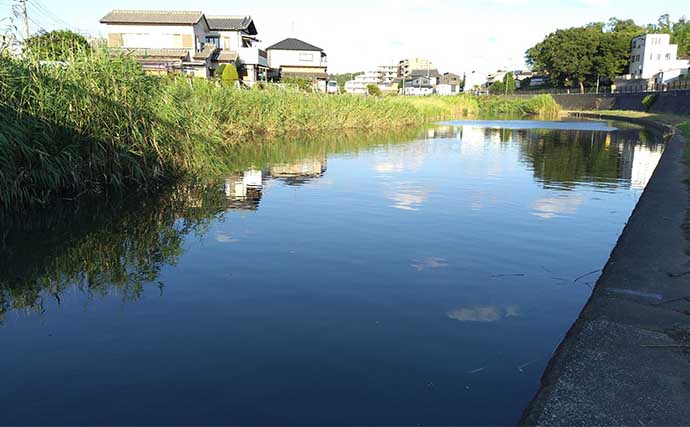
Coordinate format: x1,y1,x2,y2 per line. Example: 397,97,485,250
573,269,601,283
466,367,485,374
517,360,538,372
489,273,525,278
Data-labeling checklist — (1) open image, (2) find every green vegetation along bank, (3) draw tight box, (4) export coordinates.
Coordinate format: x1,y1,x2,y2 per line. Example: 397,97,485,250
0,52,559,208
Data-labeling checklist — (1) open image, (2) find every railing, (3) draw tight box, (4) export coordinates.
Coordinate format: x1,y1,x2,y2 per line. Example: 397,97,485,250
515,79,690,96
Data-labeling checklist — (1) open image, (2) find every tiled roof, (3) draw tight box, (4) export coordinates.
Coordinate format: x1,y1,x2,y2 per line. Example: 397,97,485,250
100,10,204,25
206,16,257,34
193,44,217,60
110,48,190,59
281,70,329,80
266,38,322,52
410,68,441,78
212,50,239,62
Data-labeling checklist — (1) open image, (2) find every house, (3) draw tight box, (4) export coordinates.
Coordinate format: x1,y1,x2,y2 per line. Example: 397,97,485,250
409,68,440,86
266,38,328,91
99,9,267,81
629,34,689,79
401,76,433,96
205,16,268,82
436,72,463,95
100,10,213,77
464,71,488,93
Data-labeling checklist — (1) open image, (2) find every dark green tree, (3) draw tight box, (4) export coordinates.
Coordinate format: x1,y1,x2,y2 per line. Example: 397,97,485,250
24,30,90,61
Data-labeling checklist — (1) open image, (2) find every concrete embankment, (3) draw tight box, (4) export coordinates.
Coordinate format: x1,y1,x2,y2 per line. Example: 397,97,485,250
549,90,690,116
521,113,690,426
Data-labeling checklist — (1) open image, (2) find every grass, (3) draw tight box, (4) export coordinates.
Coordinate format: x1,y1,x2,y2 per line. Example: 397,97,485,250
0,51,560,208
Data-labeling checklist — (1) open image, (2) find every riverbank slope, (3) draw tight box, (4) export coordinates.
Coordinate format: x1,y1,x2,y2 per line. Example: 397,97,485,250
0,53,559,208
521,112,690,426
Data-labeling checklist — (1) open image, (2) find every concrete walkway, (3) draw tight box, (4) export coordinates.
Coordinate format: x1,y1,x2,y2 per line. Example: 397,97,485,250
521,116,690,426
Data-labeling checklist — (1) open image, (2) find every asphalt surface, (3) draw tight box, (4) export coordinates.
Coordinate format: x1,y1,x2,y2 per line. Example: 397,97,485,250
521,115,690,426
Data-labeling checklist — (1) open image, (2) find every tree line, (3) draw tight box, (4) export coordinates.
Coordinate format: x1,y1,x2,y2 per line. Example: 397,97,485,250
526,15,690,93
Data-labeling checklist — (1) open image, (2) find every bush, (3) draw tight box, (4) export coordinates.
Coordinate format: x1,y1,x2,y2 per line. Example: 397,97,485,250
642,94,657,112
282,77,312,91
366,84,382,97
23,30,91,61
221,64,239,85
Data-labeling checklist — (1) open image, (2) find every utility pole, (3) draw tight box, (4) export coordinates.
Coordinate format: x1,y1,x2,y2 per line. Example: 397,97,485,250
18,0,29,40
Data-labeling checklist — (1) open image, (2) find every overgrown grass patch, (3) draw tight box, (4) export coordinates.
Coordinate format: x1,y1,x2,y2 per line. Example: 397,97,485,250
0,52,560,207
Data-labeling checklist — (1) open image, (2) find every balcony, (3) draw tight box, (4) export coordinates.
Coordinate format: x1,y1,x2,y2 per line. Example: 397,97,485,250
238,47,269,67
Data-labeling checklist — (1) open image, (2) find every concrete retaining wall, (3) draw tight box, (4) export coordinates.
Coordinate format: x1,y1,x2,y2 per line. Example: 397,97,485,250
550,90,690,115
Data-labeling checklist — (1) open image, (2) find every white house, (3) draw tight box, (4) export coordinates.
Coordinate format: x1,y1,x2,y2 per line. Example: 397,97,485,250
100,9,268,81
205,16,269,82
629,34,689,79
436,72,463,95
464,71,488,93
100,10,213,77
266,38,328,91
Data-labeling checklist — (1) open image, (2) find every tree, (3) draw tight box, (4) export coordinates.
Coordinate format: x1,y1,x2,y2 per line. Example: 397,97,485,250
503,72,516,94
672,17,690,58
366,84,381,96
221,63,239,85
23,30,90,61
526,20,645,93
489,80,506,94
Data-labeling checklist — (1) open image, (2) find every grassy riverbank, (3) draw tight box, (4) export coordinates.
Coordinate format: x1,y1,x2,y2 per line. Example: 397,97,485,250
0,52,559,207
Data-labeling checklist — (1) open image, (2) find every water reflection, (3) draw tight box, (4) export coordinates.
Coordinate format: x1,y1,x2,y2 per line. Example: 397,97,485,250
0,122,663,323
0,121,668,425
447,305,521,322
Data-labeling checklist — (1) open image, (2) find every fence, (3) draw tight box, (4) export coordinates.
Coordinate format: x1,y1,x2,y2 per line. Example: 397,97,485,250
515,79,690,96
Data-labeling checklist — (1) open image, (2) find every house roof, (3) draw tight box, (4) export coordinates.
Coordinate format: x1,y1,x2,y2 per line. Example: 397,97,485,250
193,44,217,60
266,38,322,52
281,70,329,80
100,10,205,26
212,50,239,62
409,68,440,78
110,47,190,59
206,16,257,35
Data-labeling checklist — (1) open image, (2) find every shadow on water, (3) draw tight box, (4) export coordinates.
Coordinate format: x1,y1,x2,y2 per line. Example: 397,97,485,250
0,123,662,323
0,128,425,322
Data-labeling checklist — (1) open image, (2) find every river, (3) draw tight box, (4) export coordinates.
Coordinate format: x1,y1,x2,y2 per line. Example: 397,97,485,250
0,120,663,425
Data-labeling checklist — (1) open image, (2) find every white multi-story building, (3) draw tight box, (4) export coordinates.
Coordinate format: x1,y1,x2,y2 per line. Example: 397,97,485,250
629,34,689,79
344,71,381,94
377,64,399,84
399,57,435,78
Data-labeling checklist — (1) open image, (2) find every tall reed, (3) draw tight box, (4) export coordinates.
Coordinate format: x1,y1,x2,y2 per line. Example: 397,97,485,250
0,51,559,207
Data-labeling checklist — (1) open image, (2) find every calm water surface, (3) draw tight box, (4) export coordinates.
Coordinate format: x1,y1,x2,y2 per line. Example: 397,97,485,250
0,121,663,425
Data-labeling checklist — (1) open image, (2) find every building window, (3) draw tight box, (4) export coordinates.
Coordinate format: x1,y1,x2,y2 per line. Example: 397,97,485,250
298,53,314,61
665,53,672,60
205,36,220,48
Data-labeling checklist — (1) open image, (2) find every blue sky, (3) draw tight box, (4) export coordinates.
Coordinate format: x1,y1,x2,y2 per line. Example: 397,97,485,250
2,0,688,73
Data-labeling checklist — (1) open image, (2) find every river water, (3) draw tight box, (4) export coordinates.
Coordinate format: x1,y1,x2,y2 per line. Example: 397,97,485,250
0,120,663,425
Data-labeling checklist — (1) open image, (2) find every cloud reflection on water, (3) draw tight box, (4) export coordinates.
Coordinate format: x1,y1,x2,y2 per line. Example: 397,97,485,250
447,305,520,322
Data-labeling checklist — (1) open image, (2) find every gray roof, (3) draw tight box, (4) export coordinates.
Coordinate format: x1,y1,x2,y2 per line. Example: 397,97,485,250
193,44,217,60
212,50,239,62
110,48,190,59
266,38,322,52
409,68,440,78
206,16,257,35
100,10,205,25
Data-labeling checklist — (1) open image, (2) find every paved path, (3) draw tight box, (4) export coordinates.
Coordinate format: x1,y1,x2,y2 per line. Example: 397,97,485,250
521,116,690,426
